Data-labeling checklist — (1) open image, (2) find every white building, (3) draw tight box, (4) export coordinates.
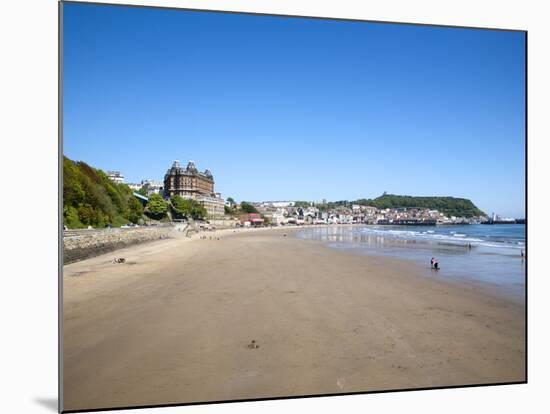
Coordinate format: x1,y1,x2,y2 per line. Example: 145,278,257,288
140,179,163,195
127,183,142,191
196,194,226,218
107,171,124,184
271,209,287,225
268,201,295,208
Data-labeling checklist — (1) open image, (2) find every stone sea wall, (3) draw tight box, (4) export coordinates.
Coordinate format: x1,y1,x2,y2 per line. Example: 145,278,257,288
206,218,238,228
63,225,174,264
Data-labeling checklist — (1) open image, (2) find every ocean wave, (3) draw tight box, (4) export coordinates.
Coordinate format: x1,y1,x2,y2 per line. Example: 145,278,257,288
475,242,524,250
298,225,525,252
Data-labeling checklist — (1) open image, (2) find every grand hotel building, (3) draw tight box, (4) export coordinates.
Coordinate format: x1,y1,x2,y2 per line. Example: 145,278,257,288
163,160,225,218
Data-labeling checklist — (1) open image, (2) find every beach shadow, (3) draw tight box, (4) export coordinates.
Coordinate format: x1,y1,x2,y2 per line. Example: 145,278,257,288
34,397,58,412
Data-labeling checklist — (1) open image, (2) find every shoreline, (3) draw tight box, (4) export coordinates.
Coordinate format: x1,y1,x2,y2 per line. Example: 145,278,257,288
290,225,525,303
62,221,525,266
63,225,525,411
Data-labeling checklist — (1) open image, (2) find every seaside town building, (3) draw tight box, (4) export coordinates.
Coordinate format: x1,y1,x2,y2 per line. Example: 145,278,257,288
140,179,164,196
164,160,213,197
126,180,164,195
249,200,486,226
238,213,264,227
163,160,225,218
127,183,142,191
196,193,225,218
107,171,125,184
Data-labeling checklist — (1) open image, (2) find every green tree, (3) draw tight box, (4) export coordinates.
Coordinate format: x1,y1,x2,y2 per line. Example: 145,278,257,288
240,201,258,214
354,194,486,218
192,203,207,220
94,209,108,227
127,196,144,224
224,198,237,216
63,205,82,228
63,158,85,207
137,186,148,197
63,156,134,227
170,195,190,219
146,194,168,219
170,195,207,220
78,203,96,225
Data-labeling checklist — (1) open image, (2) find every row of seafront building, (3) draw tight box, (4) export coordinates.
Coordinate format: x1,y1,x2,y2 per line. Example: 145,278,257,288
111,163,490,225
247,201,487,226
112,160,226,219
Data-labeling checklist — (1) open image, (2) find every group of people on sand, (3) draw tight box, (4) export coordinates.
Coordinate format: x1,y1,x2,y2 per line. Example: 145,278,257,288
199,234,220,240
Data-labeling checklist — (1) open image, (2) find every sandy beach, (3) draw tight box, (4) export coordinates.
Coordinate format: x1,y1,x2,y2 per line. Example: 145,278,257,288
62,226,525,411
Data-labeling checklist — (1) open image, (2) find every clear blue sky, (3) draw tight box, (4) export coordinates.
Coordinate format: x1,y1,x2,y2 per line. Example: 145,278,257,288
63,3,526,217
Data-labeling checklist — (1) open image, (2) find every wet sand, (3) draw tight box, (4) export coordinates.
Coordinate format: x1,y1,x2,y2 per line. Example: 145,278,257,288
62,227,525,411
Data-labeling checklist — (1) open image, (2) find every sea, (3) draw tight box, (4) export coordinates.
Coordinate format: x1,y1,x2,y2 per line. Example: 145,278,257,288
295,224,526,301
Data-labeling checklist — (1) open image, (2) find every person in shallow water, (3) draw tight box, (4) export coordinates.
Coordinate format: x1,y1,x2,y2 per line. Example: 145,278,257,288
431,257,439,270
